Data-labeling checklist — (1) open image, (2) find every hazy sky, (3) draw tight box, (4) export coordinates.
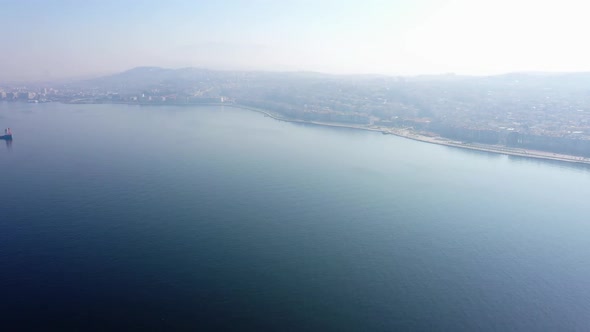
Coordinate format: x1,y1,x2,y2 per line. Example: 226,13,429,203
1,0,589,80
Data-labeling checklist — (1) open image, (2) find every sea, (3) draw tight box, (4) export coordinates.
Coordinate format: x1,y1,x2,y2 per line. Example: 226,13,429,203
1,102,589,331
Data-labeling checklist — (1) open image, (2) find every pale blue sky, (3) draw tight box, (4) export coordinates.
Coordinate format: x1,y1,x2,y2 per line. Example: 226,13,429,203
1,0,589,81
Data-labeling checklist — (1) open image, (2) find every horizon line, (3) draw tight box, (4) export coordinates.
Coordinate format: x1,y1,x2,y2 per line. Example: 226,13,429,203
4,66,590,84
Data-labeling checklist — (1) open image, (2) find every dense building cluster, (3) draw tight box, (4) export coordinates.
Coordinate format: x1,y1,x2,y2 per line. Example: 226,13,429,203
3,68,590,156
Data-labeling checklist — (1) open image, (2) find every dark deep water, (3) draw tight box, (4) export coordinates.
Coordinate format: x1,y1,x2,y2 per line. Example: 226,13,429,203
1,103,590,331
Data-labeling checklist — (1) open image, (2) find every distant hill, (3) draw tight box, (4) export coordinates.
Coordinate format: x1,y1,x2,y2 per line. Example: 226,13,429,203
79,66,344,92
78,66,590,92
79,67,217,91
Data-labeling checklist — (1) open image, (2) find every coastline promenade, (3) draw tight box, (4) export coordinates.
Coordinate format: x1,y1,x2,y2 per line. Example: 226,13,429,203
226,104,590,166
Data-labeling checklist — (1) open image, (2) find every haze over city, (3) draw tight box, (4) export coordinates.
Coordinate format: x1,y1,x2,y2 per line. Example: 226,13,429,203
1,0,590,81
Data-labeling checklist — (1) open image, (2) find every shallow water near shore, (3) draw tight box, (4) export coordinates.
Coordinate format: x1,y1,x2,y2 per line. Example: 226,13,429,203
1,102,590,330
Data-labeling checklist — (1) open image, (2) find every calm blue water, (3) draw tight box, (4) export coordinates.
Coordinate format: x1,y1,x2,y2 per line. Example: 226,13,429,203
1,103,590,331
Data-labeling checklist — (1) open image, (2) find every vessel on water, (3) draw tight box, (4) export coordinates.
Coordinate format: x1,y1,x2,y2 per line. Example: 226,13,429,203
1,128,13,140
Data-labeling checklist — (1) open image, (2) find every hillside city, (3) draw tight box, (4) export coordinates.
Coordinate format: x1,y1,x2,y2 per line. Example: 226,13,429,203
2,67,590,157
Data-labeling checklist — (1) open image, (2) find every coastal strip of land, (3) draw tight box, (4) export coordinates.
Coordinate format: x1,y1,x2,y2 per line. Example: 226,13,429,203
224,104,590,165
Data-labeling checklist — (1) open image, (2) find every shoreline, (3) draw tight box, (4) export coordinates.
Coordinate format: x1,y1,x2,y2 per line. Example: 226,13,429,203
220,104,590,166
65,101,590,165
